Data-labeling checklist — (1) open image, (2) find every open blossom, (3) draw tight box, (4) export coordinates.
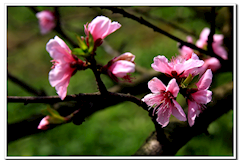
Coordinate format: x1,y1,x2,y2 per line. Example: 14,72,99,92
187,69,213,126
36,10,56,34
84,16,121,45
142,78,186,127
47,36,83,100
151,53,204,78
196,27,228,60
104,52,135,82
38,116,50,130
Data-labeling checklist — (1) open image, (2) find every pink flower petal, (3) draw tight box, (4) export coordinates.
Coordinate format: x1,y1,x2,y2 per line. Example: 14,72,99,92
156,104,172,127
87,16,121,41
213,34,224,45
166,78,179,97
187,100,198,127
212,43,228,60
191,90,212,104
109,60,135,78
199,28,210,42
38,116,50,130
177,58,204,76
148,77,166,94
151,55,172,75
196,69,213,90
36,10,55,34
46,36,73,63
172,99,187,121
142,93,163,107
103,21,121,39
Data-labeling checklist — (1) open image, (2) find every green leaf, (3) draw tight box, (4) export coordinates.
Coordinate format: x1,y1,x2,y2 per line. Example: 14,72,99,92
42,106,66,124
75,34,88,52
181,74,193,88
87,32,95,54
72,48,87,57
187,74,200,89
48,116,66,124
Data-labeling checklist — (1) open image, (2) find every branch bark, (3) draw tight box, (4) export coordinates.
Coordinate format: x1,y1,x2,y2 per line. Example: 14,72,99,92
99,6,225,62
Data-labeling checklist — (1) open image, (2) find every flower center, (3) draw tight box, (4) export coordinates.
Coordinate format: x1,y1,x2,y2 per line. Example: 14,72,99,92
50,60,59,69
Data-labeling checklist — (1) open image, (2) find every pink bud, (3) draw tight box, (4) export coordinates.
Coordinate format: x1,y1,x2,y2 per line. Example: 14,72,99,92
36,10,56,34
38,116,50,130
105,52,135,82
84,16,121,42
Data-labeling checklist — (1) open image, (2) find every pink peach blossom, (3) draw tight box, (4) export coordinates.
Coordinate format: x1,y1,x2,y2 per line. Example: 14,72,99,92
142,78,186,127
179,36,194,60
196,28,228,60
105,52,135,82
84,16,121,44
36,10,56,34
151,53,204,78
187,69,213,126
198,57,221,75
38,116,50,130
47,36,80,100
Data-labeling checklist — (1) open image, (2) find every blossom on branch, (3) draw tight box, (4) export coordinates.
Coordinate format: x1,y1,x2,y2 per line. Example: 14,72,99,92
196,27,228,60
142,78,186,127
84,16,121,46
36,10,56,34
186,69,213,126
103,52,135,82
151,53,204,79
47,36,84,100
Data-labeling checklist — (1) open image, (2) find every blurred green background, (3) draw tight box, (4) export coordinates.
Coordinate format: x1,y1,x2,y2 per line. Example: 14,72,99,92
7,6,233,156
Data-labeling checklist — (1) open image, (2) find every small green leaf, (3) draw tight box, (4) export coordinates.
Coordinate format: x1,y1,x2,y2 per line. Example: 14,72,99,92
87,32,95,54
42,106,66,123
181,74,193,88
187,74,200,89
75,34,88,52
72,48,87,56
48,116,66,124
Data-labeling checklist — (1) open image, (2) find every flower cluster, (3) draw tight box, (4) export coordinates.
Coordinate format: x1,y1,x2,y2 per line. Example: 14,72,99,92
38,15,136,129
142,53,213,127
44,16,135,101
36,11,219,130
179,27,227,75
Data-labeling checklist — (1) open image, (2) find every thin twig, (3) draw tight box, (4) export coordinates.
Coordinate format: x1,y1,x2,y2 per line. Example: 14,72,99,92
100,7,224,62
207,7,216,53
7,72,46,96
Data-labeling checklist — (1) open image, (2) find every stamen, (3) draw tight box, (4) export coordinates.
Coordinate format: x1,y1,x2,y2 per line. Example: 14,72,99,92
50,60,59,69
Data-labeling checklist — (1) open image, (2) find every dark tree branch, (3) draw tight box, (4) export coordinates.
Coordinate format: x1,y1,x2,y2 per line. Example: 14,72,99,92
207,7,216,53
130,7,198,38
53,7,79,48
7,92,148,111
99,7,225,63
7,91,148,143
7,72,46,96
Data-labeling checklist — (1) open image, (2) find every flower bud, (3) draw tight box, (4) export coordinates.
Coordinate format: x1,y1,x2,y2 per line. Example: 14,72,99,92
36,10,56,34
